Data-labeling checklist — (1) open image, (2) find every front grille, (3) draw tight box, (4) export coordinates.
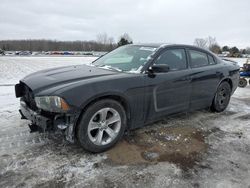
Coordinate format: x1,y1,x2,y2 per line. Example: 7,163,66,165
21,83,38,111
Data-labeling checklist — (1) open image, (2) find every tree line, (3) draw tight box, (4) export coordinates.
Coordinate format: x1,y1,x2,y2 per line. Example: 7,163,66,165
194,36,250,57
1,34,248,57
0,33,133,52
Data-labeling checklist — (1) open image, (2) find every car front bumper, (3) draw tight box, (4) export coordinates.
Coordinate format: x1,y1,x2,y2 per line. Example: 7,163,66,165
20,100,51,131
19,100,78,142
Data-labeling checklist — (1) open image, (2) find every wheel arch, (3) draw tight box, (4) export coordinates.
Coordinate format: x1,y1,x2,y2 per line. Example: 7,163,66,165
220,78,233,90
210,77,233,107
74,92,131,134
210,77,233,112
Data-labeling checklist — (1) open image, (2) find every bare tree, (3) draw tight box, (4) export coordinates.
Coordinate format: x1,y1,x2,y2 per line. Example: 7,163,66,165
96,33,117,51
207,36,221,54
96,33,109,45
210,44,221,54
194,38,208,49
108,37,114,44
107,37,116,51
194,36,221,54
0,39,117,52
207,36,217,49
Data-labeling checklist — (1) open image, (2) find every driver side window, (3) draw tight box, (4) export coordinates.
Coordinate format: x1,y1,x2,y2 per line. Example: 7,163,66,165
154,49,187,71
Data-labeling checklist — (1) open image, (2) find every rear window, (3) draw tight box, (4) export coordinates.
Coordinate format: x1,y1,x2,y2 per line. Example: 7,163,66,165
189,50,209,68
208,54,216,65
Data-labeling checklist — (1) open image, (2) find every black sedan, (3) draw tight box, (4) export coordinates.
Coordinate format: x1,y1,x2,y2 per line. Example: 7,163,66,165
15,44,240,152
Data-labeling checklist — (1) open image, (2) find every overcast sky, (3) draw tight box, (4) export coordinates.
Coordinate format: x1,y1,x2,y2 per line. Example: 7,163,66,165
0,0,249,48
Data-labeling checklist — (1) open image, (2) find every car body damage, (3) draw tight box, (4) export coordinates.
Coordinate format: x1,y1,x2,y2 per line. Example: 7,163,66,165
15,44,240,152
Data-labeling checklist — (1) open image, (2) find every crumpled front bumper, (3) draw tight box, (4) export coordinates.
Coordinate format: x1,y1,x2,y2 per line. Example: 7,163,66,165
19,100,51,131
19,100,77,143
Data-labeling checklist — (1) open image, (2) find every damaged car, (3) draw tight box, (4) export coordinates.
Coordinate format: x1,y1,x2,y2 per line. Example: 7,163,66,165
15,44,240,152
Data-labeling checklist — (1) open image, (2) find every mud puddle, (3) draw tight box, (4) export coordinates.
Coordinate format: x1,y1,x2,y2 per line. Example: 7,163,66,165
106,126,209,170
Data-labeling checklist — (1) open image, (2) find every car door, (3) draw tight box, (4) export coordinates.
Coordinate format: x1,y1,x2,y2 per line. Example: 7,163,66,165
144,48,193,121
188,49,222,110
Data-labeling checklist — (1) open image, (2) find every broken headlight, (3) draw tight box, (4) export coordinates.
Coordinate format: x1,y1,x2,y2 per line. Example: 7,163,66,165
35,96,70,112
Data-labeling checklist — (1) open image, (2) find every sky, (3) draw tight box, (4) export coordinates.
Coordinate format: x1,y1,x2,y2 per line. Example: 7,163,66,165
0,0,249,48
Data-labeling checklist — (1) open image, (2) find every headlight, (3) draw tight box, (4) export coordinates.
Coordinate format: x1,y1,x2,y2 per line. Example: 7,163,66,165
35,96,70,112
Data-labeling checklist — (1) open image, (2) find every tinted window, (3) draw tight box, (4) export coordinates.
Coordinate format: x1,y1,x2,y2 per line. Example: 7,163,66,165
189,50,209,68
208,54,216,65
154,49,187,71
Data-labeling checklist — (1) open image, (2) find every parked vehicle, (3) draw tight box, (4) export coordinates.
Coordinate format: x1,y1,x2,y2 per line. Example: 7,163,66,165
51,51,62,55
238,60,250,88
18,51,32,56
15,44,240,152
63,51,74,55
32,51,45,56
4,51,15,56
0,48,4,55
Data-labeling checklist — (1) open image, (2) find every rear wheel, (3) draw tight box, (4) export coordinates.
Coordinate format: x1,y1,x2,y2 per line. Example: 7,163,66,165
211,82,231,112
238,78,247,88
77,99,126,153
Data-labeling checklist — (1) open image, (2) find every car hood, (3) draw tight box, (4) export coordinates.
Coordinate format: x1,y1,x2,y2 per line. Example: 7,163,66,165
21,64,119,93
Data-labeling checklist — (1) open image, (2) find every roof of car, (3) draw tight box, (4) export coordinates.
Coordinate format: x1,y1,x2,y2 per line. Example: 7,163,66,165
131,43,200,48
130,43,166,48
131,43,215,55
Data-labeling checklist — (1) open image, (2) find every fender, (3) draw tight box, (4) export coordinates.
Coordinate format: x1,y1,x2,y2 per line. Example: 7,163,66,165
79,91,131,111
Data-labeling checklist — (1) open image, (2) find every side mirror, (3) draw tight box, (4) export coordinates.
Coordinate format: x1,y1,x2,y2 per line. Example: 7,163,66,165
148,64,170,73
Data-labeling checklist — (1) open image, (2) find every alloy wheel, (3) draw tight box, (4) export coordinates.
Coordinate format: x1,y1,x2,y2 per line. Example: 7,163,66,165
87,107,121,146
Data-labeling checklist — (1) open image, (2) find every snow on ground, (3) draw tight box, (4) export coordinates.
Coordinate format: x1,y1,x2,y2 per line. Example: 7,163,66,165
0,56,249,188
0,56,97,85
223,57,248,67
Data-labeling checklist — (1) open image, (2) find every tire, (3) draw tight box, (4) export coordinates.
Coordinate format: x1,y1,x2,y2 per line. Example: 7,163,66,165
238,78,247,88
211,82,231,112
76,99,127,153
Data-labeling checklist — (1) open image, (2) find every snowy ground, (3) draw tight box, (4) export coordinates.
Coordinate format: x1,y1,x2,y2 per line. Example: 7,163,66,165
0,56,249,188
224,57,248,67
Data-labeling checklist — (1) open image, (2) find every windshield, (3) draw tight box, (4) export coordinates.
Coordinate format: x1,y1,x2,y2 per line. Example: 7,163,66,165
92,45,157,73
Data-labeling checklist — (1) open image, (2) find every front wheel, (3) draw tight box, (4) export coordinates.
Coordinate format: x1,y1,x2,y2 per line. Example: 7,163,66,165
211,82,231,112
76,99,127,153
